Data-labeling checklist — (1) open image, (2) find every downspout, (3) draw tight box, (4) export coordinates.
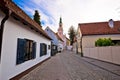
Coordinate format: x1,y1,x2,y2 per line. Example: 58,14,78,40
0,9,11,59
80,36,83,57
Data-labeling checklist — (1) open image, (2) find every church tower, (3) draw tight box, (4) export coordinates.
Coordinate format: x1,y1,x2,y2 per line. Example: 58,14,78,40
58,17,63,39
57,17,67,49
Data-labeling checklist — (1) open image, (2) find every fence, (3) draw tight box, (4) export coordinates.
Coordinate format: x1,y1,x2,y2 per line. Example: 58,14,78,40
83,46,120,65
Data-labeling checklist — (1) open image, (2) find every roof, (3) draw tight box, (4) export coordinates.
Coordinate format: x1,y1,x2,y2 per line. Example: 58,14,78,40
0,0,51,40
45,27,64,42
55,33,64,42
79,21,120,36
66,37,70,41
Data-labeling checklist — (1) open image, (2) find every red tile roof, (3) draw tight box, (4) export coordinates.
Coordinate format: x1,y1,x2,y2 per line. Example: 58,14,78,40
0,0,51,40
79,21,120,36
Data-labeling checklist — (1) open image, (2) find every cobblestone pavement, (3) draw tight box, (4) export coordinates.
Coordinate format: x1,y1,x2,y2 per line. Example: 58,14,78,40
20,50,120,80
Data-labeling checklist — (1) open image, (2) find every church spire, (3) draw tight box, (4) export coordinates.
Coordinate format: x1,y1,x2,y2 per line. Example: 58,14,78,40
59,17,62,27
59,17,62,24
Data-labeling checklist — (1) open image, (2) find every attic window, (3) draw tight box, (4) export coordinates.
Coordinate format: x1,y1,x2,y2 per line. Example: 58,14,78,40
108,19,114,28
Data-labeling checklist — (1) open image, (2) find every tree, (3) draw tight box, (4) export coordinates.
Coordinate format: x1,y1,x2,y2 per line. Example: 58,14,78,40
33,10,41,26
68,26,76,45
95,38,113,46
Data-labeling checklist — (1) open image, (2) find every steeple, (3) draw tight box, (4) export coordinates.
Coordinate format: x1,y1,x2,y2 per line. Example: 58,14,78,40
59,17,62,24
59,17,62,27
58,17,63,39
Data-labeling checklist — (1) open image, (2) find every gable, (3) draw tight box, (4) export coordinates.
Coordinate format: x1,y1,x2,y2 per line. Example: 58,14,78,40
45,27,58,45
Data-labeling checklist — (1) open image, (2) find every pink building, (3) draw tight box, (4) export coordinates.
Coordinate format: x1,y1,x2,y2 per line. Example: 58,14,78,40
57,17,67,49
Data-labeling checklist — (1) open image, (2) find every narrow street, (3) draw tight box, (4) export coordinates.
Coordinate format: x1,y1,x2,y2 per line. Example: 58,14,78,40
20,50,120,80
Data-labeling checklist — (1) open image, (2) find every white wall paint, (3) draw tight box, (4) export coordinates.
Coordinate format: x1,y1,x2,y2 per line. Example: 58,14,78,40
76,27,82,53
82,35,120,48
0,16,51,80
0,10,6,80
83,47,120,65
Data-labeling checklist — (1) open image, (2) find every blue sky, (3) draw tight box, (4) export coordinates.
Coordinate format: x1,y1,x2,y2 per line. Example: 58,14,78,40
13,0,56,27
13,0,120,36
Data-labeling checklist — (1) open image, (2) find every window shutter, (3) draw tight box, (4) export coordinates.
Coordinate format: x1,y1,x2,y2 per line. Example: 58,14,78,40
40,43,42,56
42,44,45,55
16,38,26,64
32,42,36,59
45,44,47,55
40,43,47,56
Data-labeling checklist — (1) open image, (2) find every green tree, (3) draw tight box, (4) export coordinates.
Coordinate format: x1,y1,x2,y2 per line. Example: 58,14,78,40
33,10,41,26
95,38,113,46
68,26,76,45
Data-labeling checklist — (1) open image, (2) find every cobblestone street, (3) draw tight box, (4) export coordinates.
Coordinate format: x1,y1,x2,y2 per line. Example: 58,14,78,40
20,50,120,80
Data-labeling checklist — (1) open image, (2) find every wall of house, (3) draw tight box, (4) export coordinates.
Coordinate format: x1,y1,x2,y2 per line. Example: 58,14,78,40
0,16,51,80
83,47,120,65
0,10,5,22
73,42,77,52
82,35,120,65
82,35,120,48
63,36,67,49
45,28,58,45
0,10,5,80
58,40,63,51
76,27,82,53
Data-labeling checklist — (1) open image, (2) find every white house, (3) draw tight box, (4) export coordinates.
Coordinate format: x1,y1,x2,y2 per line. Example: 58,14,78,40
0,0,51,80
55,33,64,52
77,20,120,54
45,27,64,54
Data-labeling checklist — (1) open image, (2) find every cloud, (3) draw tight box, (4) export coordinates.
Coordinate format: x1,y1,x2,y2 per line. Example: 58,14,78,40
13,0,120,36
13,0,57,31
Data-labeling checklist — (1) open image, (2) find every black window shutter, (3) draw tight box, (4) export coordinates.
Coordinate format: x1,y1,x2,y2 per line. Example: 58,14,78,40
40,43,43,56
32,42,36,59
16,38,26,64
40,43,42,56
42,44,45,55
45,44,47,55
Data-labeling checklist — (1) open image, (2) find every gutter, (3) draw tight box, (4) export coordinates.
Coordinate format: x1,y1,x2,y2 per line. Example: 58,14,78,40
0,9,11,59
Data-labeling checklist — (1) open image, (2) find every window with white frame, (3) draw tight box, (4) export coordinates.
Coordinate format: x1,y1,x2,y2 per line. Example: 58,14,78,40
16,38,36,64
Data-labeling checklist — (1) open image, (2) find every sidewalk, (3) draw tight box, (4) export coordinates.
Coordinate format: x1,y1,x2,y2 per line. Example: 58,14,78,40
81,57,120,76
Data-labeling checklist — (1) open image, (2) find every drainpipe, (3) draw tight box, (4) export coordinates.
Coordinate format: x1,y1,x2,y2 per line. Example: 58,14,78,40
80,36,83,57
0,9,11,59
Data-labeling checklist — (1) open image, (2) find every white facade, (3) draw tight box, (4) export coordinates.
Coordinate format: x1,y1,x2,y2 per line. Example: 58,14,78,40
83,47,120,65
0,10,5,80
0,13,51,80
82,35,120,48
76,27,82,53
58,40,63,51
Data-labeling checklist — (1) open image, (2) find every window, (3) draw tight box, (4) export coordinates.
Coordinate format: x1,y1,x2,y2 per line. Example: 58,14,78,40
40,43,47,57
112,40,120,46
16,38,36,64
48,45,51,49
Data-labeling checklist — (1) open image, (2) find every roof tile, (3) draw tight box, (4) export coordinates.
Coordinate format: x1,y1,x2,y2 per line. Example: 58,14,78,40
79,21,120,35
